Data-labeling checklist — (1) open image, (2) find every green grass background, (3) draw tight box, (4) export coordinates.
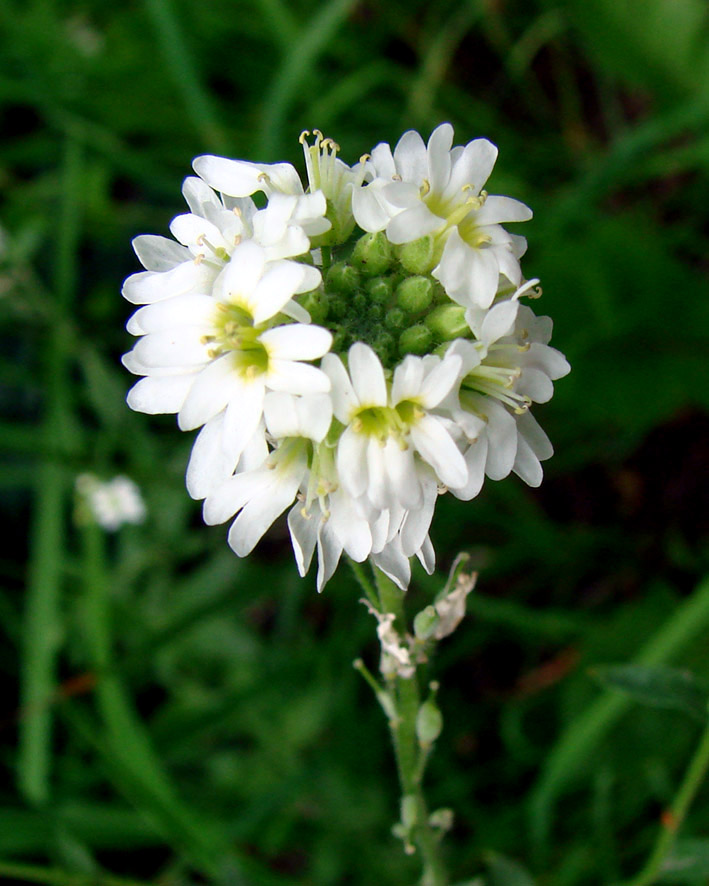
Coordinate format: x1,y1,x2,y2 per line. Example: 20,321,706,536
1,0,709,883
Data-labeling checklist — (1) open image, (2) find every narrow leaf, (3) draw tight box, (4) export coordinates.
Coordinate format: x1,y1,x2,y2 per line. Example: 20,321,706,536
590,664,709,722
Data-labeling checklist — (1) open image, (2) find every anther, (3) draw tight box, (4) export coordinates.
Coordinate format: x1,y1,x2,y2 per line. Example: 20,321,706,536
419,178,431,197
299,130,311,144
359,153,371,164
194,253,205,265
232,206,242,217
312,129,324,143
233,234,242,246
300,506,311,519
392,173,402,182
257,172,270,183
352,418,363,432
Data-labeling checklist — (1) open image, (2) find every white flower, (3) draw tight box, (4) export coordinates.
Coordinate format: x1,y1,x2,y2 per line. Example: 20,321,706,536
194,131,370,246
323,343,467,510
201,392,332,557
443,299,570,498
76,474,146,531
352,123,531,309
123,240,332,467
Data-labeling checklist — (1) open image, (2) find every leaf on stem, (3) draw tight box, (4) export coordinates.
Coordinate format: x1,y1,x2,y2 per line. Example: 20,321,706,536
590,664,709,723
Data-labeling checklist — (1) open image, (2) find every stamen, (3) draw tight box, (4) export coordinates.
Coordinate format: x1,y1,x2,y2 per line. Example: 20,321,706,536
392,173,402,182
419,178,431,197
194,253,205,265
257,172,270,183
299,130,311,144
232,206,242,217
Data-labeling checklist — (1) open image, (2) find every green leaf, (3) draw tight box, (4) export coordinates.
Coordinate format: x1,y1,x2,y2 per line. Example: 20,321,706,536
590,664,709,722
659,838,709,883
485,853,536,886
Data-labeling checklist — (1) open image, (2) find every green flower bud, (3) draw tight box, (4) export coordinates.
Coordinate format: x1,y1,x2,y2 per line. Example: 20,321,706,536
385,307,407,331
368,303,384,320
328,294,349,319
352,292,368,312
332,329,351,353
325,261,359,296
365,275,395,305
416,698,443,747
401,794,418,831
396,275,433,314
399,324,432,355
372,331,395,363
431,280,448,304
413,605,440,640
424,304,469,340
351,232,393,277
398,235,435,274
298,289,328,324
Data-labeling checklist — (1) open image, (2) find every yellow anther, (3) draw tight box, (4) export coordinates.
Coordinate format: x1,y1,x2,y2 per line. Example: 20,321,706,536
200,334,216,345
207,348,220,359
299,130,311,144
216,302,229,312
312,129,324,143
531,286,543,299
392,173,402,182
359,153,371,164
518,342,531,352
232,206,242,217
233,234,242,246
257,171,270,183
300,506,312,519
194,253,205,265
352,418,363,432
419,178,431,197
245,364,260,379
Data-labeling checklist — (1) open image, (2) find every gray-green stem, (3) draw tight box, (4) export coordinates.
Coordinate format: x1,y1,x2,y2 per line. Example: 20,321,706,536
373,568,449,886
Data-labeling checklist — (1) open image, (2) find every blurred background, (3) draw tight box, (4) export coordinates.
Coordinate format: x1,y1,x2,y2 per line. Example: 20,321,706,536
1,0,709,883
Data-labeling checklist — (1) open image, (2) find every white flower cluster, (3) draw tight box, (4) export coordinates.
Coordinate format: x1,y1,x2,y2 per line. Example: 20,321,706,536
76,474,147,531
122,125,569,590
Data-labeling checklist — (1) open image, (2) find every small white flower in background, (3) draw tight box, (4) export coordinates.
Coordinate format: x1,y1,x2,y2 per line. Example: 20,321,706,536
122,123,569,590
76,474,146,531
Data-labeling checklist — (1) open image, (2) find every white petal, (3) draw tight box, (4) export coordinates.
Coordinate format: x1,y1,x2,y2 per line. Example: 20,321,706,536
266,360,330,395
122,262,215,305
126,374,196,415
444,138,498,199
132,327,211,368
484,401,518,480
316,518,343,592
517,410,553,461
480,299,519,345
194,156,272,197
132,235,189,271
527,343,571,380
371,538,411,590
383,438,421,509
476,195,533,225
513,435,543,487
351,182,392,232
427,123,454,194
203,471,270,525
370,142,396,179
416,535,436,574
249,262,306,325
386,204,442,244
260,324,332,361
517,368,554,403
328,489,372,562
419,355,462,408
182,175,222,217
401,474,437,555
392,356,424,405
264,391,332,441
433,230,469,301
228,464,303,556
222,376,266,460
216,240,267,304
365,438,390,510
466,247,500,309
186,412,238,500
349,343,387,407
451,437,488,501
177,354,241,430
322,353,359,422
170,213,227,251
411,416,468,488
288,504,319,577
336,426,368,498
393,130,427,183
128,294,217,335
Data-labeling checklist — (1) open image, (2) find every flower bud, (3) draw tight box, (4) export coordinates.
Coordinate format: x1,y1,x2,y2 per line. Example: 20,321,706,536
325,261,359,295
398,235,435,274
413,605,440,640
399,324,432,355
401,794,418,831
396,276,433,314
351,232,393,277
372,331,395,362
385,307,407,331
424,304,469,340
298,289,328,324
365,275,394,305
416,698,443,746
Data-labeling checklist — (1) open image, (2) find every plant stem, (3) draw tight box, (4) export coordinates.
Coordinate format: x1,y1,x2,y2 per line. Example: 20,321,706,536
625,722,709,886
373,568,448,886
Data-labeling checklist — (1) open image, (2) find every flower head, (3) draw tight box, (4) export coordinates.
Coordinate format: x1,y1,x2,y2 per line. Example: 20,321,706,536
122,124,568,590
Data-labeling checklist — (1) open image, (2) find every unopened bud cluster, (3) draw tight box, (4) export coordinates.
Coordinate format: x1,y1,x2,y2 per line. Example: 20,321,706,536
122,125,569,590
